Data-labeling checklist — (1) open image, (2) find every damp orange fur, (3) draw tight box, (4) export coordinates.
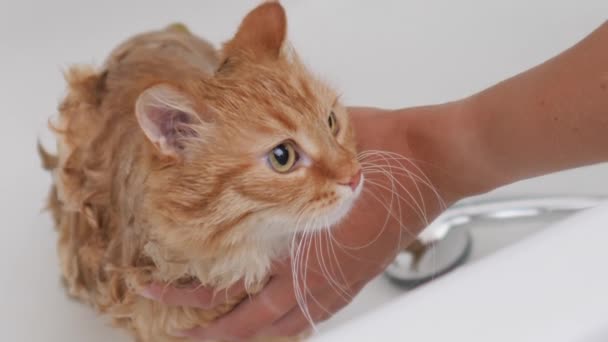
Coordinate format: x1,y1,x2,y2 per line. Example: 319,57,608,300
40,2,362,341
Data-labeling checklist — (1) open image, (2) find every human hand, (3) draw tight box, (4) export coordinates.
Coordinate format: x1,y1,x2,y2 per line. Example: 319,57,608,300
141,105,470,340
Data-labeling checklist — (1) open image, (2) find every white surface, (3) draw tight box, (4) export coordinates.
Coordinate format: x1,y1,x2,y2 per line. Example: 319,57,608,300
319,204,573,334
1,0,607,341
311,201,608,342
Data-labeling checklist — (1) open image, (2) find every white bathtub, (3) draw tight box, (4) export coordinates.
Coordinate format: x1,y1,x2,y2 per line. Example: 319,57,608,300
313,201,608,341
1,0,607,341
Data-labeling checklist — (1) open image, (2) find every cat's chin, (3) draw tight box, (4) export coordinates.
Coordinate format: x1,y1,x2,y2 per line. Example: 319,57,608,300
247,177,364,243
304,176,365,234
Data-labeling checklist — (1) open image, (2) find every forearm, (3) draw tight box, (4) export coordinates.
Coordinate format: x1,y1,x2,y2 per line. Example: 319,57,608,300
398,21,608,202
466,21,608,186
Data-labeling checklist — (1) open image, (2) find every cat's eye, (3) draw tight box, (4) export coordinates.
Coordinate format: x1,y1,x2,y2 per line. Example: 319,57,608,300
268,142,298,173
328,111,339,135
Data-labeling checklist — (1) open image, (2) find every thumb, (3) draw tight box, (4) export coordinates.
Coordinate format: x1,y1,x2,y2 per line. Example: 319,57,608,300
139,280,246,309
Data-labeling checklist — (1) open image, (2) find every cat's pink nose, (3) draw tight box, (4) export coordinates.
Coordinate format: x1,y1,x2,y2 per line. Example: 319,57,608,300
339,169,362,191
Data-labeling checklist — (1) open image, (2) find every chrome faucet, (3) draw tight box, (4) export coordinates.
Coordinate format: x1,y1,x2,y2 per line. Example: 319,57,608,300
384,196,606,287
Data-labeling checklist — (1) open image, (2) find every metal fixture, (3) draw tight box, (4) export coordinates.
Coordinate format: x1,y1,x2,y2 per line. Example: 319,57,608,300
384,196,606,287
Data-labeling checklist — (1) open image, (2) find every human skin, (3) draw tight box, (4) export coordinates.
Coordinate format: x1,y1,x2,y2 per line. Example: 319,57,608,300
140,21,608,341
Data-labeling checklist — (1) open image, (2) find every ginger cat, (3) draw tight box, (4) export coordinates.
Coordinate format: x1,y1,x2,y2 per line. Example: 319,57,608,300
40,2,363,341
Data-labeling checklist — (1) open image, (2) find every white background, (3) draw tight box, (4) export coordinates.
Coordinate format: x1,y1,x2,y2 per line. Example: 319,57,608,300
0,0,607,341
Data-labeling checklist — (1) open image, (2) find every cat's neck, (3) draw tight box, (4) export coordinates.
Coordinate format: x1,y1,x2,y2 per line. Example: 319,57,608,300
139,217,292,290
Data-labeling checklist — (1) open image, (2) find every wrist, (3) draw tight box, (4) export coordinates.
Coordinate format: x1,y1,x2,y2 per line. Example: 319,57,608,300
403,98,501,203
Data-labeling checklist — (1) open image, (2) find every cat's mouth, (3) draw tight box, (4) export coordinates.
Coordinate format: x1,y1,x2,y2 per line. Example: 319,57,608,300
312,174,365,231
251,176,365,239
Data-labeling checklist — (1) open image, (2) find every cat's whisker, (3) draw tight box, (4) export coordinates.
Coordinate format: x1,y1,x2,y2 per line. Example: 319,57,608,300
351,165,401,249
312,230,351,304
356,186,413,263
324,226,350,288
362,164,437,195
300,234,340,320
359,149,446,210
363,163,436,213
364,172,427,226
359,149,435,188
291,217,320,330
327,228,361,259
360,153,442,227
363,170,426,223
362,187,417,245
365,149,437,187
360,150,449,274
326,190,400,252
302,223,320,328
290,209,316,328
317,225,352,302
361,154,431,210
365,152,429,218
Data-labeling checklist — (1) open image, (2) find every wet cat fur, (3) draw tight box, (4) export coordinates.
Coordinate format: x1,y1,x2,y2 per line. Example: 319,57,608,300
40,3,361,341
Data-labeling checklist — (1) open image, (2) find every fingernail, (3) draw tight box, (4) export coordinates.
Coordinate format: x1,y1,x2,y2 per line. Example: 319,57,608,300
172,330,190,338
172,328,203,338
138,286,158,300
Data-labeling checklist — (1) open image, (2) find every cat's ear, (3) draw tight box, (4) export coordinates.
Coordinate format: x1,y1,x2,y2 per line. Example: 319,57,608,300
135,84,201,158
223,1,287,59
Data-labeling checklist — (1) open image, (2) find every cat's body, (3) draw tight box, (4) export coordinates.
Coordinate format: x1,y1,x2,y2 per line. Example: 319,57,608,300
41,3,362,342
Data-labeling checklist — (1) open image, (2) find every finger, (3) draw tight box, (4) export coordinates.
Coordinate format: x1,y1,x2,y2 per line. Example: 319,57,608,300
346,106,380,112
261,281,366,338
140,281,246,309
177,275,296,341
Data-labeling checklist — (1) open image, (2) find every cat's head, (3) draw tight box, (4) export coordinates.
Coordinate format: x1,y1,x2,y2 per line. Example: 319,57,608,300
136,2,362,249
